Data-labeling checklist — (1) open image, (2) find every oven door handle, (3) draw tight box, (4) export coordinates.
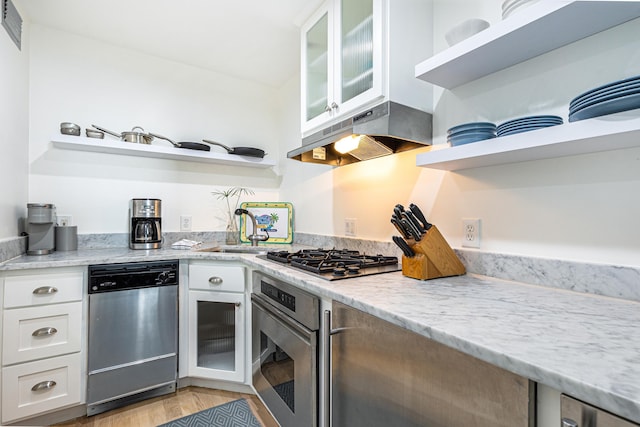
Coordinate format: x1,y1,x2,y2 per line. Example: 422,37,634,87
251,294,315,342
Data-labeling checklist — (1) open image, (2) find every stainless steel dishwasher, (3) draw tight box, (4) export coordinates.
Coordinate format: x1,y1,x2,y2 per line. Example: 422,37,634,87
87,260,178,416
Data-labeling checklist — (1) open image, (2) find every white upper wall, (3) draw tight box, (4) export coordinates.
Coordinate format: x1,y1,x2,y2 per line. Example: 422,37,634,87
0,8,29,239
27,24,282,233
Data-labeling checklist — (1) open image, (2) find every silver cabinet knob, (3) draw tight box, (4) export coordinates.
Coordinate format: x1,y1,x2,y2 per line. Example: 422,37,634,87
31,380,56,392
208,277,223,285
33,286,58,295
324,104,332,113
330,102,339,110
562,418,578,427
32,327,58,337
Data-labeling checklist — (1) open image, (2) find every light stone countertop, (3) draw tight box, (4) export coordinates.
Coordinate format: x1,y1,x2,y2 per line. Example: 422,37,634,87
2,248,639,423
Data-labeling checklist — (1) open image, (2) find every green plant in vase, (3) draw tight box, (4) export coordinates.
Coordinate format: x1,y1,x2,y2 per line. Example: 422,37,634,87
212,187,254,245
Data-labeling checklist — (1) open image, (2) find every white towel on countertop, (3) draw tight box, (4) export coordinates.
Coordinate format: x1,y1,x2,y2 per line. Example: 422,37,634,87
171,239,202,249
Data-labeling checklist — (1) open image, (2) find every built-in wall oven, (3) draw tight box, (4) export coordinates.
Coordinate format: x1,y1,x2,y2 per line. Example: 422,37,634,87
251,271,320,427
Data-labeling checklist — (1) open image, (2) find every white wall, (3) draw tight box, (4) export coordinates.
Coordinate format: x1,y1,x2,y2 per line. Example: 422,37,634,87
277,74,335,236
27,25,282,234
0,8,29,239
281,5,640,267
21,4,640,268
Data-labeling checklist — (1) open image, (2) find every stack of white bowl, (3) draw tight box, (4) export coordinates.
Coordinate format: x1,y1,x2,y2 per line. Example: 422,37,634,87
502,0,539,19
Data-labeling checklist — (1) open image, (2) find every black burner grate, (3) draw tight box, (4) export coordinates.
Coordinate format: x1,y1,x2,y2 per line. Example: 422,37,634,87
265,248,398,279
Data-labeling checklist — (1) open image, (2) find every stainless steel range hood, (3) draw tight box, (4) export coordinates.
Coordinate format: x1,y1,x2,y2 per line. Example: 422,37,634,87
287,101,432,166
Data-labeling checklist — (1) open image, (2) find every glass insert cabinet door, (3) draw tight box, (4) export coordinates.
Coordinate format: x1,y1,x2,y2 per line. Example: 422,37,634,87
188,291,245,382
340,0,374,104
302,0,378,130
305,10,330,123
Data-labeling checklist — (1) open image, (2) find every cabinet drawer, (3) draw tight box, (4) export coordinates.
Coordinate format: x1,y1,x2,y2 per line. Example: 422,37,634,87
3,302,82,365
4,269,84,308
189,264,245,292
2,352,82,423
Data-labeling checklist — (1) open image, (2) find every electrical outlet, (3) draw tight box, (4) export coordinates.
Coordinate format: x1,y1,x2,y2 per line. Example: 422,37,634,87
180,215,192,232
57,215,72,226
345,218,357,237
462,218,481,248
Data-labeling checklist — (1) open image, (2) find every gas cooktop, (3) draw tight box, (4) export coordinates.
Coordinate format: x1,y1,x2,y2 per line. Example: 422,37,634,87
259,248,400,281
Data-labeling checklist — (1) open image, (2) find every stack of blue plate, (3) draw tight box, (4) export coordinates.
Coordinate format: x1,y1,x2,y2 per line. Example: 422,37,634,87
496,115,563,137
569,75,640,122
447,122,496,146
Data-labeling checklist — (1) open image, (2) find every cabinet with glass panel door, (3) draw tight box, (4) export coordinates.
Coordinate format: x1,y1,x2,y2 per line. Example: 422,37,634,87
301,0,433,135
186,262,246,383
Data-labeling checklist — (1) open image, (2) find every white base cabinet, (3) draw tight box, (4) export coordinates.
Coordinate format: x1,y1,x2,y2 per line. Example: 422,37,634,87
2,353,82,423
1,267,85,424
186,262,247,384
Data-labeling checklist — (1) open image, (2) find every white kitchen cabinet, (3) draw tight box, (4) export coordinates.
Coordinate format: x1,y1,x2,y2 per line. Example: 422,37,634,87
301,0,432,135
2,302,82,365
1,267,85,424
186,262,246,383
2,353,83,423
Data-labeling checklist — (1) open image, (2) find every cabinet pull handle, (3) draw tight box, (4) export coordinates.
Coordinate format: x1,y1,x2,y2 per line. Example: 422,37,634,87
235,302,241,307
31,380,57,392
561,418,578,427
32,327,58,337
33,286,58,295
208,277,223,285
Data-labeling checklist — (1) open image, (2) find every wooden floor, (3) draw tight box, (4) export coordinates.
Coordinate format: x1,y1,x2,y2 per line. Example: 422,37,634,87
53,387,279,427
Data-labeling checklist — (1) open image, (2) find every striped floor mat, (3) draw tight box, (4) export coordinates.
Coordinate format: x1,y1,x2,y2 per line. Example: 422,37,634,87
158,398,261,427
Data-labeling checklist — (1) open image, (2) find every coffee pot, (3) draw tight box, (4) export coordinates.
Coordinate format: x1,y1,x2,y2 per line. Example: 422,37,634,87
129,199,162,249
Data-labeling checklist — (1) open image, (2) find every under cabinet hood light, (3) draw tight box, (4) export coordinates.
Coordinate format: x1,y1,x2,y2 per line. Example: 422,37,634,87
288,101,432,166
334,135,361,154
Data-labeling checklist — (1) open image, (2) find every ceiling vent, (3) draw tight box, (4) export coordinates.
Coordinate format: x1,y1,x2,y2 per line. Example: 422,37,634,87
2,0,22,50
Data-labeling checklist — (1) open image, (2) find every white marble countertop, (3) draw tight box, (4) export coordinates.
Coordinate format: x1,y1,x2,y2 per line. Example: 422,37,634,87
2,247,639,423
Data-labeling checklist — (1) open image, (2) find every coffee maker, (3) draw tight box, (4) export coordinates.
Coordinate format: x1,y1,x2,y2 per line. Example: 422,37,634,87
129,199,162,249
26,203,56,255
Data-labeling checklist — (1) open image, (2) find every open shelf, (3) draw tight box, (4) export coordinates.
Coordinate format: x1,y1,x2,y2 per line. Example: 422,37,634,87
415,1,640,89
51,135,276,169
416,111,640,171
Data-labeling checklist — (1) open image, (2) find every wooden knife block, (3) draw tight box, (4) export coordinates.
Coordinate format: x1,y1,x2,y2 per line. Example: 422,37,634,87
401,225,466,280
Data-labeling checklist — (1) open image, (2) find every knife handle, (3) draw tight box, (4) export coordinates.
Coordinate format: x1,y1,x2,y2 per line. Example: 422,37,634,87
409,203,432,230
404,210,426,235
391,218,410,240
400,218,422,241
392,236,415,257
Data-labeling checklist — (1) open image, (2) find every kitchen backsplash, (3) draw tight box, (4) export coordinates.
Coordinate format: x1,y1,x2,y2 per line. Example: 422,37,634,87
1,233,638,303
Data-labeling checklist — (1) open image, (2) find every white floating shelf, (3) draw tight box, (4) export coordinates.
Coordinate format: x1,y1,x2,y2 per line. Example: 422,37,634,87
415,1,640,89
51,135,276,169
416,112,640,171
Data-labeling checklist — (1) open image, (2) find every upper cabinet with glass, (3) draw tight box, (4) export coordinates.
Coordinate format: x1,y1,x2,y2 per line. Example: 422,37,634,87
301,0,434,136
